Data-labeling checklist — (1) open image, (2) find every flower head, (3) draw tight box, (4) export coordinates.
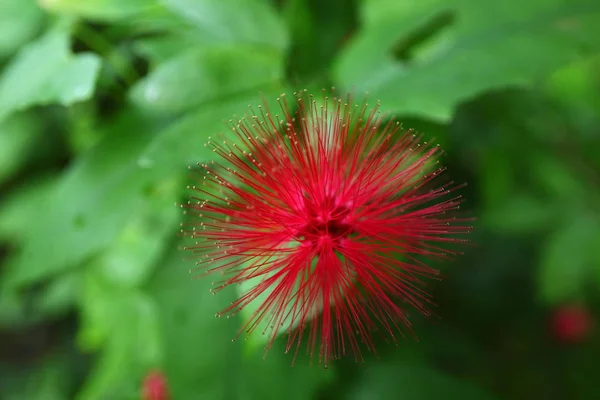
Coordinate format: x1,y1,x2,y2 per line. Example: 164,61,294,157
182,90,471,366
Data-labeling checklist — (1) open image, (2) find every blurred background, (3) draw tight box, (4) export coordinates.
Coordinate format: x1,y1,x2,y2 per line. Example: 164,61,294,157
0,0,599,399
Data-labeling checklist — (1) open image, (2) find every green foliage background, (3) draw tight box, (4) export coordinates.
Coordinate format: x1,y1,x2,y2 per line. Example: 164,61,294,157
1,0,599,399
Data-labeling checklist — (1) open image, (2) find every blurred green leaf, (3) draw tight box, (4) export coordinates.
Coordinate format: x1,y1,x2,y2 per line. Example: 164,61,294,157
149,244,332,399
94,175,182,288
0,270,79,328
39,0,160,21
449,88,571,170
529,152,588,203
162,0,288,49
0,0,44,59
132,35,200,66
283,0,357,81
0,355,72,400
149,244,237,399
478,147,517,209
3,88,287,289
595,230,600,291
130,46,284,114
335,0,600,120
238,350,333,400
65,102,103,155
0,289,27,328
34,271,79,318
544,56,600,140
345,362,498,400
0,111,44,184
1,88,290,286
0,28,101,122
484,193,555,233
538,215,599,304
0,174,58,242
3,112,158,288
131,0,289,70
136,85,287,177
76,268,162,400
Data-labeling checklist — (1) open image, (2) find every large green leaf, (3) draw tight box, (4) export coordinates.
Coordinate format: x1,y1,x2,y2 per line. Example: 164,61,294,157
0,28,101,122
3,112,159,288
92,175,182,289
130,46,284,115
484,193,556,234
334,0,600,121
345,362,498,400
0,269,79,329
76,268,162,400
148,244,332,399
0,354,72,400
529,152,588,204
3,88,286,288
0,111,44,184
282,0,357,81
162,0,288,49
132,35,201,66
538,215,599,304
136,84,287,177
0,0,44,59
0,175,57,242
544,56,600,141
39,0,160,21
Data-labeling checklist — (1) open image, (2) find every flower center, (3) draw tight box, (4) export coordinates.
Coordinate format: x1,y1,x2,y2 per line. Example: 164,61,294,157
297,196,354,245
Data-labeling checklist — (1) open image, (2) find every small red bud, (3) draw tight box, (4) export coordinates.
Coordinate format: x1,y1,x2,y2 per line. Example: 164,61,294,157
141,370,170,400
551,304,593,343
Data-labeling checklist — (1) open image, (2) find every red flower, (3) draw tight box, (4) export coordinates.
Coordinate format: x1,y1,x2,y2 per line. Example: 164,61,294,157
182,91,471,366
141,370,170,400
551,304,593,343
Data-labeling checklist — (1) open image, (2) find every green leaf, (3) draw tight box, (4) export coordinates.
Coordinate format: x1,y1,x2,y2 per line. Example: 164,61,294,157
34,271,79,318
149,245,238,399
0,268,78,328
39,0,160,21
76,268,162,400
148,244,332,399
544,56,600,141
3,112,158,288
132,35,201,66
346,362,498,400
479,147,516,208
334,0,600,121
0,111,44,185
283,0,357,81
0,28,101,122
0,174,58,242
0,289,27,328
162,0,288,49
136,85,287,177
0,0,44,59
529,152,588,203
0,355,72,400
94,175,183,288
538,215,599,304
594,228,600,297
484,193,555,233
129,46,285,115
3,88,286,289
